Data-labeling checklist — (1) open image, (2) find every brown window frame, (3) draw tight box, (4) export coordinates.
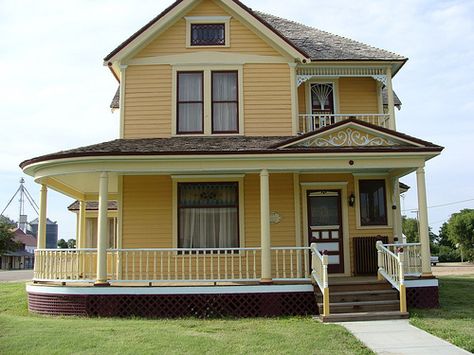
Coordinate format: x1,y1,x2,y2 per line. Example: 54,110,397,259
358,179,388,226
190,23,226,46
177,182,240,250
177,71,204,135
211,71,239,134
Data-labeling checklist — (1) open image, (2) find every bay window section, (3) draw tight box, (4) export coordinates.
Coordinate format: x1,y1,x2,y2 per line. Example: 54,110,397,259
359,180,387,226
177,71,203,134
212,71,238,133
178,183,239,249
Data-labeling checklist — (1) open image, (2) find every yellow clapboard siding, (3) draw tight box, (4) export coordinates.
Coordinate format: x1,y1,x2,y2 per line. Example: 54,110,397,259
122,176,173,248
124,65,172,138
135,0,280,58
339,77,379,113
243,64,292,136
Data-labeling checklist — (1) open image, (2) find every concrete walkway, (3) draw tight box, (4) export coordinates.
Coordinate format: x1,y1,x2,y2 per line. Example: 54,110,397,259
340,319,470,354
0,270,33,281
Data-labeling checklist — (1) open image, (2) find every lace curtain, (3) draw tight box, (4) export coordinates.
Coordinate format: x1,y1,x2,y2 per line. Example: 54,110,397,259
178,72,203,132
212,72,238,132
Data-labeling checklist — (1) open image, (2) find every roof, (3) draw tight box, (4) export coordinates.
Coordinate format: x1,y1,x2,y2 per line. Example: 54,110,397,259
104,0,406,63
254,12,405,61
3,250,34,257
68,200,118,211
13,228,37,247
20,120,443,168
111,86,402,110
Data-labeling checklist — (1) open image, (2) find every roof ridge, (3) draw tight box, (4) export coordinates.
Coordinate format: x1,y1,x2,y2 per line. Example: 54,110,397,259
254,10,406,60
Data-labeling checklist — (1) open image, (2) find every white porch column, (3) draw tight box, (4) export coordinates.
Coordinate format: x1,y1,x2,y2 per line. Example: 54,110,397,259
416,167,432,275
260,169,272,283
386,67,396,131
95,172,109,286
77,200,86,248
37,184,48,249
392,178,403,243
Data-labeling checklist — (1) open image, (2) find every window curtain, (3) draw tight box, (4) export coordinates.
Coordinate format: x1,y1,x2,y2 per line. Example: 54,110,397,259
212,72,238,132
178,72,203,132
178,183,239,248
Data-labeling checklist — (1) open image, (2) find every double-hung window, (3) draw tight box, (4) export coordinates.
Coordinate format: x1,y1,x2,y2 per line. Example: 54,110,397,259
212,71,238,133
176,70,239,135
358,180,387,226
178,182,239,249
177,72,204,134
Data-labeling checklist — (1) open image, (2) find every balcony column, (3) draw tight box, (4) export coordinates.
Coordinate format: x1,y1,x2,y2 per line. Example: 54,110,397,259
386,66,396,130
37,184,48,249
416,167,432,275
95,172,109,286
260,169,272,283
77,200,86,248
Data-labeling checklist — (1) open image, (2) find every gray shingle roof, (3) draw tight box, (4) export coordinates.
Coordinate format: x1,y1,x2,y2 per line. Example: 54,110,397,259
255,12,406,61
68,201,118,211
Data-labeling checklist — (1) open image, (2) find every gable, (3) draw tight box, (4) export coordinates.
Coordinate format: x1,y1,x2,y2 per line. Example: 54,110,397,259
134,0,281,58
277,120,429,149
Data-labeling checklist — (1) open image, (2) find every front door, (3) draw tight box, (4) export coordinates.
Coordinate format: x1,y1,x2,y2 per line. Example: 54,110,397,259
307,190,344,274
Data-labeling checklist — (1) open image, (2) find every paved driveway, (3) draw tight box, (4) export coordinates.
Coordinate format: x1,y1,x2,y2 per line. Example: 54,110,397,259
0,270,33,281
432,262,474,277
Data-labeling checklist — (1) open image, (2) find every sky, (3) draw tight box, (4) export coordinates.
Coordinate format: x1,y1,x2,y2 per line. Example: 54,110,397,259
0,0,473,240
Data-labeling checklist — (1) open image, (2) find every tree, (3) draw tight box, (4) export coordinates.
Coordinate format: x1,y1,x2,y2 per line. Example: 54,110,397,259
447,209,474,261
0,221,20,255
0,215,16,227
402,216,419,243
67,239,76,249
57,239,68,249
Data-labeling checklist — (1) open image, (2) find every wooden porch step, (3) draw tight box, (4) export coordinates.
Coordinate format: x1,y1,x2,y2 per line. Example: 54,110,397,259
318,299,400,314
328,281,393,292
320,311,409,323
316,289,399,303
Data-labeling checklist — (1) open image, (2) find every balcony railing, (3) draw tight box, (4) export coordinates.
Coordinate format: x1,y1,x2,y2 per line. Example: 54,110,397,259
299,114,391,133
384,243,422,276
34,247,311,284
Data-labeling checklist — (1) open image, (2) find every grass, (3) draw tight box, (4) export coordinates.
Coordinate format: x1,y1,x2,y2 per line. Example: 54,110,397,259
410,275,474,353
0,282,371,355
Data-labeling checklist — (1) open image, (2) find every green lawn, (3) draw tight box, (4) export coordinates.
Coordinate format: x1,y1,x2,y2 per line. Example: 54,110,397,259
410,275,474,353
0,282,371,355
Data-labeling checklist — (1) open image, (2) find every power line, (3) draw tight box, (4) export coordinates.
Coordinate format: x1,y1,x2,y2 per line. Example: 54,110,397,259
402,197,474,212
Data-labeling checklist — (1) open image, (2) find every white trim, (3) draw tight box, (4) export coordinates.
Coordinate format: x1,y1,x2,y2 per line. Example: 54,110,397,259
171,174,245,180
405,278,439,288
185,16,231,49
301,182,351,276
26,284,313,295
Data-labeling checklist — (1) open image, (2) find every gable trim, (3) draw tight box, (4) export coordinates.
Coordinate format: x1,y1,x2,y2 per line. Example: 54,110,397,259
273,119,440,149
103,0,310,65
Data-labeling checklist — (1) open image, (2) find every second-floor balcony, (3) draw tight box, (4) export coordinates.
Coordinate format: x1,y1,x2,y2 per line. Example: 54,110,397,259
299,113,391,134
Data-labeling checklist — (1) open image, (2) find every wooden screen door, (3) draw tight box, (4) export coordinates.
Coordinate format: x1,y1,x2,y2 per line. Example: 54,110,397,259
307,190,344,274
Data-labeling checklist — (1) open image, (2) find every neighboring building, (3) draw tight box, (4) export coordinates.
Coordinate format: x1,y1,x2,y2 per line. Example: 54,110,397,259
28,218,58,249
0,228,36,270
21,0,442,320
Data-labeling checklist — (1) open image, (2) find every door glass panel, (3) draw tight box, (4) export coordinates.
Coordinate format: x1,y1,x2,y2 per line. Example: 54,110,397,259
312,231,320,239
321,231,330,239
316,242,339,252
309,195,339,226
328,255,340,264
332,231,339,239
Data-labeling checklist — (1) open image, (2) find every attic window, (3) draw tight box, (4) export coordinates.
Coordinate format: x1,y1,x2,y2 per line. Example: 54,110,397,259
185,16,231,48
191,24,225,46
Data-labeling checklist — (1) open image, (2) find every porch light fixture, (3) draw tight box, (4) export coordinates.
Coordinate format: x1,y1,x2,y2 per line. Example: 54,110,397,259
349,193,355,207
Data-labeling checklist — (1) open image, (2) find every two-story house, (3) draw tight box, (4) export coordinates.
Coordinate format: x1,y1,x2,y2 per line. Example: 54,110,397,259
22,0,442,321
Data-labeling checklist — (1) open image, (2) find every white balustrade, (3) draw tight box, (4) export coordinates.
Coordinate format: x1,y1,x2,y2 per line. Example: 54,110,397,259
271,246,310,280
385,243,422,276
310,242,330,316
299,114,391,133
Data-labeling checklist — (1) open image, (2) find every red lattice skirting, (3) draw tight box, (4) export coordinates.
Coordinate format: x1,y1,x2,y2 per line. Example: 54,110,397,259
28,292,317,318
407,286,439,308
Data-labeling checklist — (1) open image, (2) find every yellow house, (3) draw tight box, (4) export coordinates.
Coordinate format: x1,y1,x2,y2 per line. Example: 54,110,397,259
22,0,442,321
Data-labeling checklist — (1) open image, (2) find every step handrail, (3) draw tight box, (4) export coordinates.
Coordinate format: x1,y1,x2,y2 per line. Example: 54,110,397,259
310,242,330,316
376,241,407,313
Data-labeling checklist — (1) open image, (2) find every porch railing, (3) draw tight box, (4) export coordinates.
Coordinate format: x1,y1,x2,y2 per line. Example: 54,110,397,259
385,243,422,276
376,241,407,312
34,247,312,284
299,113,390,133
310,242,330,316
271,246,310,280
